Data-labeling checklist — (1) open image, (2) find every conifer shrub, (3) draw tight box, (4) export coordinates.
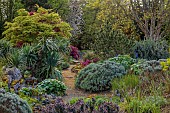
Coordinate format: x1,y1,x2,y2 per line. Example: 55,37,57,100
92,22,134,59
132,40,169,60
75,61,126,92
0,92,32,113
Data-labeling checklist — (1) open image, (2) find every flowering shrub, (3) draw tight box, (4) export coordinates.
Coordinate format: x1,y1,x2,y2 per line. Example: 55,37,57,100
70,45,80,59
81,58,99,67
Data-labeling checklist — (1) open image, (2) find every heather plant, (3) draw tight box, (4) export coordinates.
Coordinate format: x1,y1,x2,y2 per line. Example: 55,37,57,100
37,97,119,113
37,79,67,96
75,61,126,92
0,92,32,113
132,40,169,60
19,94,39,107
81,57,99,67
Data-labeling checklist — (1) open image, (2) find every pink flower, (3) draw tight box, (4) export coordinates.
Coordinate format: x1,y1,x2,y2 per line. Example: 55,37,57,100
16,41,24,48
70,45,80,60
81,59,92,67
92,58,99,63
29,12,34,16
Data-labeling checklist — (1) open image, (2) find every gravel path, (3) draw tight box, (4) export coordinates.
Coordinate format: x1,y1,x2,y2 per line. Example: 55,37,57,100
62,65,113,102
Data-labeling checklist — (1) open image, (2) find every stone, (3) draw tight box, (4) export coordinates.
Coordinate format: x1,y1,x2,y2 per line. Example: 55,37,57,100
2,66,22,92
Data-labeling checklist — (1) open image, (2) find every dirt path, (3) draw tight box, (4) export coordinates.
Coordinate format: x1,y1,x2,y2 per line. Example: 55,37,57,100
62,65,88,101
62,65,113,102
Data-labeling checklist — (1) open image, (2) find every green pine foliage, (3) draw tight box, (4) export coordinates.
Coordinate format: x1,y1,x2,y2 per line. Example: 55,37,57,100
75,61,126,92
92,22,134,59
132,39,169,60
0,92,32,113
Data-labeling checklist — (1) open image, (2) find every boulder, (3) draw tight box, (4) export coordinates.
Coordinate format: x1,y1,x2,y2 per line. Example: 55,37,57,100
2,66,22,92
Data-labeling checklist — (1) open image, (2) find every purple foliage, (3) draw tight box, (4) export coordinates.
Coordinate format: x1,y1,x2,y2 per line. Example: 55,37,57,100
135,51,139,59
98,102,119,113
92,58,99,63
29,12,34,16
36,98,119,113
81,58,99,67
70,45,80,60
81,59,91,67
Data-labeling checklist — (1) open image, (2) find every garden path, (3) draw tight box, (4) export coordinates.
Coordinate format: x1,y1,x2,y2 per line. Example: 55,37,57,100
62,65,113,102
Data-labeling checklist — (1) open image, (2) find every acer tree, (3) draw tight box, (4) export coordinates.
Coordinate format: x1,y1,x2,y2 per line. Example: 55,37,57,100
2,7,72,44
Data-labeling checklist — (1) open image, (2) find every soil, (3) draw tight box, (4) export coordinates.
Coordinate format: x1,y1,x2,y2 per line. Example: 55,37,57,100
62,64,113,102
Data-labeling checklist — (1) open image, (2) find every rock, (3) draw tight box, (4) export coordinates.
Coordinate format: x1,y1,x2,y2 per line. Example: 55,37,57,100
2,66,22,80
2,66,22,92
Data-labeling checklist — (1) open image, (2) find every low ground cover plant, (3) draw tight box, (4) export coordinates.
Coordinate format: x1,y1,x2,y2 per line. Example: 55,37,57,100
34,97,119,113
37,79,67,96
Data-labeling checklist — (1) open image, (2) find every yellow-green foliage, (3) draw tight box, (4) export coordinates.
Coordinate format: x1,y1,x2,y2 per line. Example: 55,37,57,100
120,96,167,113
2,6,72,44
160,58,170,71
112,75,139,92
0,81,7,88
